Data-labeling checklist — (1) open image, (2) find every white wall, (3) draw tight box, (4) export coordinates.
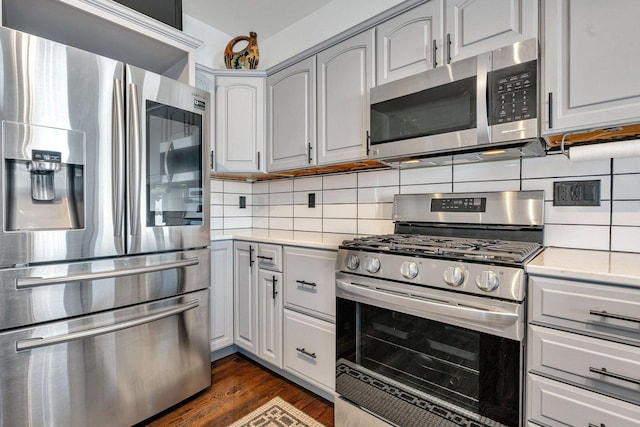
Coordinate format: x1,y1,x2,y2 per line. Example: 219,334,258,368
183,14,231,69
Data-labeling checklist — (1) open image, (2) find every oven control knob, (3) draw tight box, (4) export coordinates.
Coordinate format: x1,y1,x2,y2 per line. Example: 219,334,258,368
443,266,465,287
400,261,419,279
476,270,499,292
346,254,360,270
366,257,381,273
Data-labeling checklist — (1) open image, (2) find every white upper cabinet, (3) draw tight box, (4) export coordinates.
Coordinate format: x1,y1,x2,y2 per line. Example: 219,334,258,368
543,0,640,134
376,1,443,85
267,57,317,172
317,30,374,165
214,73,265,173
445,0,538,63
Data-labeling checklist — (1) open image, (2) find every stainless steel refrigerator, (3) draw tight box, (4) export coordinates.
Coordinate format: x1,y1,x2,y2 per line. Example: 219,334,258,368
0,27,211,426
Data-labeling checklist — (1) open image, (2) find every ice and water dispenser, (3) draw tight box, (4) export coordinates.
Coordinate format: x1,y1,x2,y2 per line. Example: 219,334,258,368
3,122,85,231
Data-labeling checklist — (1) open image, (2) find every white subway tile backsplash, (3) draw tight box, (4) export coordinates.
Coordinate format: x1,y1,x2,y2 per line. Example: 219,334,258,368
358,186,398,203
224,217,252,229
294,176,322,191
544,224,610,251
294,218,322,232
324,204,357,219
253,205,269,217
224,193,253,206
544,201,611,225
253,217,269,229
358,169,399,188
269,179,294,193
253,181,269,194
453,180,520,193
253,194,269,206
323,188,357,204
357,219,394,235
270,217,293,230
270,192,294,205
224,205,253,218
293,191,323,205
210,180,224,192
357,203,393,219
224,181,252,193
293,204,323,218
269,205,293,217
210,205,224,217
454,159,520,182
611,226,640,252
401,165,452,185
210,217,224,230
612,174,640,199
211,193,224,205
323,173,357,189
522,152,610,178
614,156,640,174
612,201,640,226
522,176,611,201
400,183,452,194
323,218,357,234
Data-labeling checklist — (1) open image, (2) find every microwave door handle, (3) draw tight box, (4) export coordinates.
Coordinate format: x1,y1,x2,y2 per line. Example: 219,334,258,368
128,82,141,238
112,78,125,242
476,54,490,145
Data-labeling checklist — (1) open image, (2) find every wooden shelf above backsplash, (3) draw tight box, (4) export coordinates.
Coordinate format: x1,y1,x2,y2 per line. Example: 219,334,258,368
211,160,388,181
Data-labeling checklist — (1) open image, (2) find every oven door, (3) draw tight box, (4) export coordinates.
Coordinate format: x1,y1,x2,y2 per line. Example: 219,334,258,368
125,65,210,254
335,272,524,427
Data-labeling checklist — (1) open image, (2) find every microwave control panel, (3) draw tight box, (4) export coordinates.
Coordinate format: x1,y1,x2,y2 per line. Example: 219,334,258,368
488,60,537,125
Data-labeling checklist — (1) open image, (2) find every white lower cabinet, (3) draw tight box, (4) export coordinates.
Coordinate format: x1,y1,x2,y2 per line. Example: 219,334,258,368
283,309,335,393
210,240,233,351
527,275,640,425
258,269,283,368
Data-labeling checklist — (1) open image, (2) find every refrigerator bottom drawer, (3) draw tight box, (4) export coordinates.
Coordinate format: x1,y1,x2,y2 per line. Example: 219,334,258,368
0,289,211,427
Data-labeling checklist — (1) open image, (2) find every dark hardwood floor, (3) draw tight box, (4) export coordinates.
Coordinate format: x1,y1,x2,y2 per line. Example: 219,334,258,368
140,353,335,426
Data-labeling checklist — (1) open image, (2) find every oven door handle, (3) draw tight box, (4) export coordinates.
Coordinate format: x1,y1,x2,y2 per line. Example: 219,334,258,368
336,279,519,326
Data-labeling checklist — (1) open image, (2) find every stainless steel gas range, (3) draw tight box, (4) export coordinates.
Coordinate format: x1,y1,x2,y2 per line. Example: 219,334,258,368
335,191,544,427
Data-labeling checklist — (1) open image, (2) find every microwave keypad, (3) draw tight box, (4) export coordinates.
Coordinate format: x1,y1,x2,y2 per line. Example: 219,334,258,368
489,60,537,126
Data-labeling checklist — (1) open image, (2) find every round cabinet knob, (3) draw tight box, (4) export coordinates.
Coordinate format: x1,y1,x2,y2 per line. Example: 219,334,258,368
346,254,360,270
366,257,381,273
476,270,499,292
400,261,419,279
443,266,465,287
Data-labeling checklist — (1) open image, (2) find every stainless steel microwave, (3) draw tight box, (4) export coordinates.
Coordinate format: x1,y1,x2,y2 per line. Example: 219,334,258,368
369,38,544,165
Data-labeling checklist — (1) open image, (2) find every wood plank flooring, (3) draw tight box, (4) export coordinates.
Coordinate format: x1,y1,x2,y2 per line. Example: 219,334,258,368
140,353,335,426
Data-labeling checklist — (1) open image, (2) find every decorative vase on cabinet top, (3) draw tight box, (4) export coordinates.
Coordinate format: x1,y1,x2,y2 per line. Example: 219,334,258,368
224,32,259,69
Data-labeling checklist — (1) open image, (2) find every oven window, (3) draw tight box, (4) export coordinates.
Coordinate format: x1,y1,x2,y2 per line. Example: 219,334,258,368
337,298,521,427
146,100,203,227
370,76,477,145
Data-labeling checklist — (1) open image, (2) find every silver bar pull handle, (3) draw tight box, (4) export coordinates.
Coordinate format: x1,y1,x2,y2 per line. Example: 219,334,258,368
589,310,640,324
296,280,317,287
432,39,438,68
113,78,125,240
16,258,199,289
16,300,199,351
296,347,316,359
128,82,142,238
589,367,640,386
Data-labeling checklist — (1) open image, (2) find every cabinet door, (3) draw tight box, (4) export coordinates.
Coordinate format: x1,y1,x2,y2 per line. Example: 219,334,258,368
376,1,443,85
233,241,257,353
258,270,283,368
215,75,265,173
210,240,233,351
317,30,374,165
267,57,316,171
543,0,640,133
445,0,537,63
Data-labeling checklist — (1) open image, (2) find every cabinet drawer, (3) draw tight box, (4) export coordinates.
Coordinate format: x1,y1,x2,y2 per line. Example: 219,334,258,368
529,325,640,404
529,276,640,346
527,374,640,427
284,247,336,321
258,244,282,272
284,309,335,391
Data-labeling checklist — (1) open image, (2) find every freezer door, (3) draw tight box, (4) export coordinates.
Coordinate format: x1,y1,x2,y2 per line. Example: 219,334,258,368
125,64,210,254
0,289,211,427
0,27,126,266
0,248,210,331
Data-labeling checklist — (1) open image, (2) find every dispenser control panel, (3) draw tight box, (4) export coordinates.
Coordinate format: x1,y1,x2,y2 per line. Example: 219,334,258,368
32,150,61,163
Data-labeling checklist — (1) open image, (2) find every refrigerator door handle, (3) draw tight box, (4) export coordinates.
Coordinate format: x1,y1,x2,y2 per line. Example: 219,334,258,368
113,78,125,239
15,257,199,289
15,299,199,351
129,82,142,238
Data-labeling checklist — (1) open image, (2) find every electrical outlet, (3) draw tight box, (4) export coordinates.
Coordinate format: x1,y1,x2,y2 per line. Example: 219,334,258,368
239,196,246,209
308,193,316,208
553,180,601,206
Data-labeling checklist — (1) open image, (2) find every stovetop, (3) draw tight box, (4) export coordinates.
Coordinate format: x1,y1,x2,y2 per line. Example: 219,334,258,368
339,234,542,265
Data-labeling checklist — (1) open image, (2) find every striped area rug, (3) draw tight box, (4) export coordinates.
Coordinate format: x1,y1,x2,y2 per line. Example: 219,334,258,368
227,397,326,427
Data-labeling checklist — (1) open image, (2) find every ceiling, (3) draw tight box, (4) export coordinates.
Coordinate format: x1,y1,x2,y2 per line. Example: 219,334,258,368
182,0,335,40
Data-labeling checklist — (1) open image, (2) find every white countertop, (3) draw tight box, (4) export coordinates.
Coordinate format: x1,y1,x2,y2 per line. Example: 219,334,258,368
527,247,640,287
211,229,346,251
